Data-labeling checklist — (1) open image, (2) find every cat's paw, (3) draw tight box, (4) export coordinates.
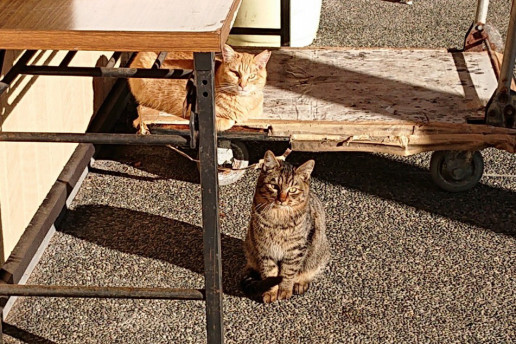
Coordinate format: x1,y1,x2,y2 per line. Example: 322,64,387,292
277,287,293,301
215,118,236,132
262,286,279,303
293,282,310,295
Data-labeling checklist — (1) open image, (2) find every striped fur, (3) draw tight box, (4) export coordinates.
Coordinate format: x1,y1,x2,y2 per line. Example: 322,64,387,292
243,151,330,303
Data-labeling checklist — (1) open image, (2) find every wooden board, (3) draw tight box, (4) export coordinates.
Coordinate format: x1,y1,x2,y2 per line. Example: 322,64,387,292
138,48,515,155
259,48,496,123
0,0,241,52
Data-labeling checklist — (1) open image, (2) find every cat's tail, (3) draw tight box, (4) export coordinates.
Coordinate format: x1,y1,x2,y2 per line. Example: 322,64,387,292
240,268,282,297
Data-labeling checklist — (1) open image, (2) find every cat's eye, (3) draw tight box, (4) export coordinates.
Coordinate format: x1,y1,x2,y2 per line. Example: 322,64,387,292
289,187,299,193
249,73,256,79
231,70,240,77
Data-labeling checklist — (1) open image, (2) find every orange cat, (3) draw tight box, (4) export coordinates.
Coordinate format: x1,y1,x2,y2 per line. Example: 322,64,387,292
128,45,271,132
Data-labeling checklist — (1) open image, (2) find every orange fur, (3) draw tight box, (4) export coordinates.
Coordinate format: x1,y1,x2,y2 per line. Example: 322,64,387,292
128,45,271,131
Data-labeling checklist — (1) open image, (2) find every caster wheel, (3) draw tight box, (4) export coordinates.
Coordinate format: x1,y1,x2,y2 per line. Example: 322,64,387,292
217,140,249,186
430,150,484,192
198,140,249,186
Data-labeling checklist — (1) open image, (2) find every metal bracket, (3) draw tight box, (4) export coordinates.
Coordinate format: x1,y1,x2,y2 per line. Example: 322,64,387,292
464,22,488,52
485,89,516,128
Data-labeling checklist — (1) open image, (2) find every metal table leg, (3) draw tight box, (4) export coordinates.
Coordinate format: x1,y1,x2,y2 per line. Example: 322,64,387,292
194,52,224,344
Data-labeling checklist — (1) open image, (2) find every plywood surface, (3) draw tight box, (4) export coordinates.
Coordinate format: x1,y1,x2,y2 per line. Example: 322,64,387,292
0,0,241,52
258,48,496,123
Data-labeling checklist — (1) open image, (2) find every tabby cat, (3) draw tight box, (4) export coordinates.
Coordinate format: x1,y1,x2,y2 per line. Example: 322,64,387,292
128,45,271,132
243,151,330,303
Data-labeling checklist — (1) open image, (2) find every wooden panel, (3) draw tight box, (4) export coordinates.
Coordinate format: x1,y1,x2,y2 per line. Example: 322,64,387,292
0,50,115,261
0,0,241,52
259,48,497,123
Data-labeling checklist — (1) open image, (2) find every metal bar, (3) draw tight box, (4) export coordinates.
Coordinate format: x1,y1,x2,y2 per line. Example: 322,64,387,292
106,52,122,68
59,51,77,67
194,52,224,344
475,0,489,25
280,0,291,46
150,127,290,142
0,50,37,95
18,65,192,79
0,284,204,300
230,28,282,35
0,132,188,146
154,52,168,69
497,0,516,94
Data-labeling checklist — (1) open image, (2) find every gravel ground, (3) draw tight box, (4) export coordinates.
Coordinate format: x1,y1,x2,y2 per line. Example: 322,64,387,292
4,1,516,343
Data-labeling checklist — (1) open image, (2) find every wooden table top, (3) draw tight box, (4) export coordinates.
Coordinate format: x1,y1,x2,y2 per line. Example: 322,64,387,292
0,0,241,52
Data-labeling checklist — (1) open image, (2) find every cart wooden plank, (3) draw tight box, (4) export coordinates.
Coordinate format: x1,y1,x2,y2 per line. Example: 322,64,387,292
0,0,241,52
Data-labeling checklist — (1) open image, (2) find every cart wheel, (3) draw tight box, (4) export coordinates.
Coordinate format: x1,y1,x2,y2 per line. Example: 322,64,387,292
198,140,249,186
217,140,249,185
430,150,484,192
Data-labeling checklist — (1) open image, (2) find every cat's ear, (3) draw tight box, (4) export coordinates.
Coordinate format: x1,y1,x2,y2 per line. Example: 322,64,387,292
262,150,279,172
295,160,315,181
222,44,237,62
254,50,271,69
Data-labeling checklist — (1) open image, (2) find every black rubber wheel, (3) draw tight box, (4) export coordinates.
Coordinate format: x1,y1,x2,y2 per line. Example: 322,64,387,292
430,150,484,192
197,140,249,186
217,140,249,186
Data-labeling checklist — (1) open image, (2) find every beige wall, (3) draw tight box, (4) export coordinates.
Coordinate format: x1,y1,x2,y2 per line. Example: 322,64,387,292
0,50,116,262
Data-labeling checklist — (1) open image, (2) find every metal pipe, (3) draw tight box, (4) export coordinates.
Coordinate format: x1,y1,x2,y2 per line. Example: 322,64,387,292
0,284,204,300
151,127,289,142
497,0,516,93
153,52,168,69
475,0,489,25
0,132,188,146
19,65,192,79
106,52,122,68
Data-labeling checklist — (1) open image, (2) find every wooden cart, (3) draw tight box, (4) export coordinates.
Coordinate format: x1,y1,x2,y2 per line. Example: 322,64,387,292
138,0,516,192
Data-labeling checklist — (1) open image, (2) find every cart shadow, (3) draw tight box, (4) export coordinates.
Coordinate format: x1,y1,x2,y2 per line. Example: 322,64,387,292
58,205,246,297
92,145,200,184
287,151,515,237
262,49,484,122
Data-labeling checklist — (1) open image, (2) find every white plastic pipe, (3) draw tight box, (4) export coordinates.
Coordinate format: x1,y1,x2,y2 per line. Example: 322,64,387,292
475,0,489,24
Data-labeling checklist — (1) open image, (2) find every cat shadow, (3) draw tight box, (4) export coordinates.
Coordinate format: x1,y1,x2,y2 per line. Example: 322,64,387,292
288,151,515,237
58,205,245,297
